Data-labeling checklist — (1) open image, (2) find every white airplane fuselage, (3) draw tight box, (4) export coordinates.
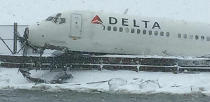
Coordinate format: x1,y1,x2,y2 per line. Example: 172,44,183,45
29,10,210,57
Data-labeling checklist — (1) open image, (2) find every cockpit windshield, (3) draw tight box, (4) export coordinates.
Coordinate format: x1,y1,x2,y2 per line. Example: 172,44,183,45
45,13,66,24
46,16,54,21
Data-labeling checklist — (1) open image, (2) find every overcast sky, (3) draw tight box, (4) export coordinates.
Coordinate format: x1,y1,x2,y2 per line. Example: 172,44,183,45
0,0,210,24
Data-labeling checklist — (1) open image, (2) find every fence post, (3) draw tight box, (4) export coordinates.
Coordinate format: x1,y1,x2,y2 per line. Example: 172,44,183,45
13,22,18,54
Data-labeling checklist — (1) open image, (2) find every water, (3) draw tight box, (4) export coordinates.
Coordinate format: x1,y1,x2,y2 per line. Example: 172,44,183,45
0,89,209,102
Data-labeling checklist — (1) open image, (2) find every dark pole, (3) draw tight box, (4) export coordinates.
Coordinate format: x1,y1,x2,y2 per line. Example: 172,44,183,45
13,22,18,54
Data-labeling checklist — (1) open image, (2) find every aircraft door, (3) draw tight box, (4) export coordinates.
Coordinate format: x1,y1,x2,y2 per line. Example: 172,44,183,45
70,14,82,37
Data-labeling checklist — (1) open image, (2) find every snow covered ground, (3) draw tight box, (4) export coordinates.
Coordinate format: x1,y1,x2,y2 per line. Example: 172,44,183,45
0,68,210,95
1,0,210,95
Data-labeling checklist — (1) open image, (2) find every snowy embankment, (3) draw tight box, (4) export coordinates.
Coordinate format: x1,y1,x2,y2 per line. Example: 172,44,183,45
0,68,210,95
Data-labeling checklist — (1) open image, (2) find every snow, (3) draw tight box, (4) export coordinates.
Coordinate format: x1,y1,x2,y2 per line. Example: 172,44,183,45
96,54,210,60
0,68,210,95
1,0,210,95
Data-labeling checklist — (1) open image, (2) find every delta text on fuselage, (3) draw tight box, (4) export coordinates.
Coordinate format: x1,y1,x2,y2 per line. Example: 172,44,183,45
108,17,161,29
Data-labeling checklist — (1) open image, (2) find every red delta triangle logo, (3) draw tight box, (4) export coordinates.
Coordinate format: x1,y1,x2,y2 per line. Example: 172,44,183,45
91,15,103,24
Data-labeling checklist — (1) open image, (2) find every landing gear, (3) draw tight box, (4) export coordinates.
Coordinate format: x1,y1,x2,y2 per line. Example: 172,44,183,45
19,68,73,84
19,68,46,83
19,48,73,84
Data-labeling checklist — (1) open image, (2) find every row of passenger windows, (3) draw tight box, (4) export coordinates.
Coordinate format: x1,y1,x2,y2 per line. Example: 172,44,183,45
104,26,170,37
103,26,210,42
178,33,210,41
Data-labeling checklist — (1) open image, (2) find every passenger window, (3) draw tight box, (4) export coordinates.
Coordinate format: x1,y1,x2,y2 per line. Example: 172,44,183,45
103,26,105,30
195,35,199,40
154,31,158,36
149,30,152,35
125,28,129,33
160,32,164,36
189,35,193,39
178,33,181,38
119,27,123,32
201,36,205,40
166,32,170,37
113,27,117,31
143,30,147,35
107,26,111,31
183,34,187,39
131,28,135,33
137,29,141,34
207,37,210,41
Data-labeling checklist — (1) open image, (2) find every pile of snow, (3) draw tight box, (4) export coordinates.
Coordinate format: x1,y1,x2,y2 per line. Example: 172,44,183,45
0,68,210,95
108,78,127,91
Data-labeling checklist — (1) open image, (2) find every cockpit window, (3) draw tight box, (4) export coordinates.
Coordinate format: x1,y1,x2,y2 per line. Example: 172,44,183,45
59,18,66,24
46,16,54,21
45,13,66,24
56,13,62,18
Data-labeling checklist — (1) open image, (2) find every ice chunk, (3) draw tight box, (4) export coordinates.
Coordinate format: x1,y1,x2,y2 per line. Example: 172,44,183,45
108,78,127,91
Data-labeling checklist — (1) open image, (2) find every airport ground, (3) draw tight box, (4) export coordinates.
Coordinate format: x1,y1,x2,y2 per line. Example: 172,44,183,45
0,89,210,102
